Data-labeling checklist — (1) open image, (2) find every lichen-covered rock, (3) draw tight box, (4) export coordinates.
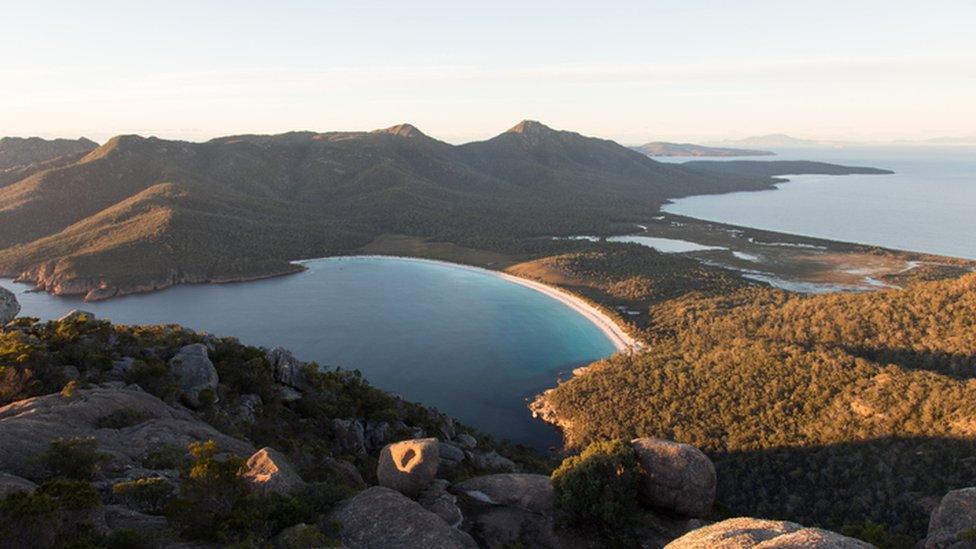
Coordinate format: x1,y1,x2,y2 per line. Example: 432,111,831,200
0,472,37,496
0,386,253,478
926,487,976,548
0,287,20,325
266,347,306,388
631,437,716,518
243,447,306,495
377,438,439,497
168,343,219,408
665,518,871,548
418,480,463,528
324,486,477,548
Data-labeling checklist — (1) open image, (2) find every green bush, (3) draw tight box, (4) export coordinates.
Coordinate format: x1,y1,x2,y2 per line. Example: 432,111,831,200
142,443,186,470
550,439,641,537
0,478,101,549
97,408,153,429
165,440,248,541
39,437,111,480
841,520,915,549
112,477,175,513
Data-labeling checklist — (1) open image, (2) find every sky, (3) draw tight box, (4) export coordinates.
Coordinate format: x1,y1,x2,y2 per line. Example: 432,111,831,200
2,1,974,144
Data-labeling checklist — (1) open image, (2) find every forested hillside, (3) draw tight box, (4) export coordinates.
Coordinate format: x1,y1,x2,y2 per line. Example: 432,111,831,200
534,273,976,537
0,122,780,300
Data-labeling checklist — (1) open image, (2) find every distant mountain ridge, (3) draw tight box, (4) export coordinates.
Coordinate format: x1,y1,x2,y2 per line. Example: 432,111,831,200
0,121,782,300
708,134,855,148
0,136,99,187
632,141,774,157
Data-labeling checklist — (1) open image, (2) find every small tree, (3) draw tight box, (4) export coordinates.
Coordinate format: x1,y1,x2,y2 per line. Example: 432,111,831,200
165,440,247,541
550,439,641,538
40,437,111,480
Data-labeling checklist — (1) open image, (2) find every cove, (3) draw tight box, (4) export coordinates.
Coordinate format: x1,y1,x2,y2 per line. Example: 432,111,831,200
1,256,619,450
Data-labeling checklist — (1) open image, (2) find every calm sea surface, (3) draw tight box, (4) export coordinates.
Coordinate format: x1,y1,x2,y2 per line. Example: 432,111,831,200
661,146,976,260
1,257,617,450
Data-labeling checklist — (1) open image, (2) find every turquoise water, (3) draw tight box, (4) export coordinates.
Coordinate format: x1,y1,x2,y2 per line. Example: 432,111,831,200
1,257,616,450
662,146,976,260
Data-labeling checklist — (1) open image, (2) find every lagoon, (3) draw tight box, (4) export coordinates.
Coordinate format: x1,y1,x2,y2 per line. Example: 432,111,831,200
1,257,618,450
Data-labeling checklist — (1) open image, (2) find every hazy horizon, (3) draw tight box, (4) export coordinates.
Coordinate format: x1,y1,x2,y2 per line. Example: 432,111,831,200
3,1,974,144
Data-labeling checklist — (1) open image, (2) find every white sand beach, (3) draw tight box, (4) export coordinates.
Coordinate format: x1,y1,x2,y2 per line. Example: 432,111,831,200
294,255,640,353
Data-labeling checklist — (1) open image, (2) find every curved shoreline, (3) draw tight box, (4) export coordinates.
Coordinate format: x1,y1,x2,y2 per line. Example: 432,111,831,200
293,254,640,353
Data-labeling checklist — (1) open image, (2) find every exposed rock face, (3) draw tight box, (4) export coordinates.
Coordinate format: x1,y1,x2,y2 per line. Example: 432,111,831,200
418,479,463,528
467,449,516,472
266,347,305,388
242,447,306,495
631,437,716,518
438,441,466,468
271,523,329,548
0,386,253,477
926,487,976,548
0,472,37,496
168,343,219,408
665,518,871,548
93,504,169,536
377,438,440,497
324,486,477,548
450,474,563,548
238,393,263,423
57,309,96,323
322,456,367,489
455,433,478,449
332,418,366,455
0,287,19,325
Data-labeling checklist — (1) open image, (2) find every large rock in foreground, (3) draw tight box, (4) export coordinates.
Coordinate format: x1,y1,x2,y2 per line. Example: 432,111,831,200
242,447,306,495
377,438,439,497
632,437,716,518
324,486,477,548
0,386,253,477
450,473,560,548
665,518,871,548
0,472,37,496
0,287,20,325
926,487,976,548
168,343,219,408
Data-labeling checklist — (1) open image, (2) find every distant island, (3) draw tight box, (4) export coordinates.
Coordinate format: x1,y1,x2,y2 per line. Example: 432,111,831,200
631,141,774,157
708,133,855,148
682,160,895,177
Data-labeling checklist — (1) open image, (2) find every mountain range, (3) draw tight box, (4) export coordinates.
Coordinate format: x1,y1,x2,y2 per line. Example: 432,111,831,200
0,121,783,300
631,141,774,157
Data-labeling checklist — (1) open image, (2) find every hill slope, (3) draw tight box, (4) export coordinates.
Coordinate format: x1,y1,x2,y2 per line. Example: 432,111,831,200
532,273,976,536
0,122,776,300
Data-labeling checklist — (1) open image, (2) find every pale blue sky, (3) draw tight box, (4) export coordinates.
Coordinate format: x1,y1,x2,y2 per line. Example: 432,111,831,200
2,1,974,143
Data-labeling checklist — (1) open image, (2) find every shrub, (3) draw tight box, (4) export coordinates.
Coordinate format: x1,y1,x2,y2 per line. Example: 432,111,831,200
0,478,101,549
165,440,248,541
142,443,186,470
39,437,111,480
112,477,175,513
97,408,153,429
550,439,641,537
124,359,178,401
841,520,915,549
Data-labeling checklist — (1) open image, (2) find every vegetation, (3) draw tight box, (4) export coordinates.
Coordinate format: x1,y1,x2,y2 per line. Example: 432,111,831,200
0,121,781,299
540,273,976,537
551,439,641,540
38,437,111,481
0,478,102,549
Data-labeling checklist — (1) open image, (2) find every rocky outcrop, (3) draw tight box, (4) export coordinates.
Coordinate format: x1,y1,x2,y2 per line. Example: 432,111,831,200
333,418,366,455
926,487,976,548
0,287,19,325
631,437,716,518
438,441,466,468
418,479,463,528
324,486,477,548
93,504,169,536
242,447,306,496
450,473,561,548
467,449,516,472
57,309,96,323
665,518,871,548
0,385,253,478
0,472,37,496
377,438,439,497
266,347,306,388
168,343,219,408
322,456,367,489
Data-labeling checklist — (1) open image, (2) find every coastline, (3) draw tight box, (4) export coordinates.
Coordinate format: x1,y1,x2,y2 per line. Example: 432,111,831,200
293,254,640,353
